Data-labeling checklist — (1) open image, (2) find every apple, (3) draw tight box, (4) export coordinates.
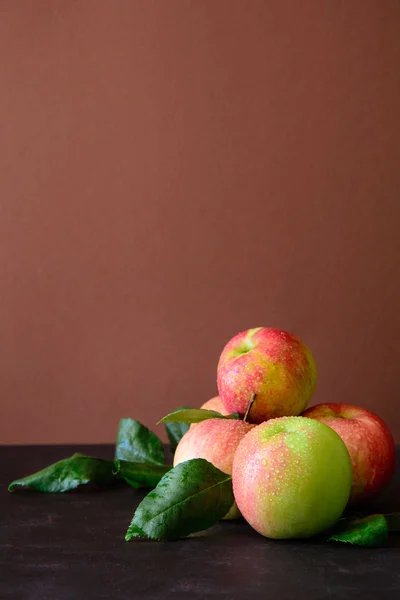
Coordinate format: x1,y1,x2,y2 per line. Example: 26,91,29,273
200,395,229,415
174,418,254,519
232,416,352,539
217,327,317,423
302,403,396,505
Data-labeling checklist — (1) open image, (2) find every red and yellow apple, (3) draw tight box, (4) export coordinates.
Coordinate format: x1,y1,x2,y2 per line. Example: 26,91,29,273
232,416,352,539
302,403,396,505
174,418,254,519
217,327,317,423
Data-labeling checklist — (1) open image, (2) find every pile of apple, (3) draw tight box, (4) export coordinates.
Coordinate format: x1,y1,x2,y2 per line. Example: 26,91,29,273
173,327,396,539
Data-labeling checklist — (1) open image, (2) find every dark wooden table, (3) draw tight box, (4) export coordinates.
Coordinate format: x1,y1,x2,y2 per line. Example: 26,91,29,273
1,445,399,599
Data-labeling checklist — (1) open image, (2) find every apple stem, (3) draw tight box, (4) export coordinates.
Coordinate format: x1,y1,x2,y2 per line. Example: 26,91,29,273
243,393,256,422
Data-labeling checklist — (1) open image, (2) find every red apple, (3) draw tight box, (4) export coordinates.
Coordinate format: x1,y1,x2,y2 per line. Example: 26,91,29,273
174,418,254,519
217,327,316,423
302,403,396,505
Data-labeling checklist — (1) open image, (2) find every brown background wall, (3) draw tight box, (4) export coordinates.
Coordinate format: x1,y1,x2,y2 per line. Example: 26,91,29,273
1,1,399,444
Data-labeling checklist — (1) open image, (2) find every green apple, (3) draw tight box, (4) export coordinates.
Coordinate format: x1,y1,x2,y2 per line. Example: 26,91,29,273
232,416,352,538
174,418,254,519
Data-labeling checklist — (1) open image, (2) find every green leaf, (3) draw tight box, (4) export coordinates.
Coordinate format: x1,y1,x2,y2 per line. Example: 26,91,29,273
115,418,165,465
158,407,240,424
328,514,389,548
126,522,147,538
114,460,172,489
165,421,190,453
125,458,234,541
163,406,191,452
8,454,114,493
